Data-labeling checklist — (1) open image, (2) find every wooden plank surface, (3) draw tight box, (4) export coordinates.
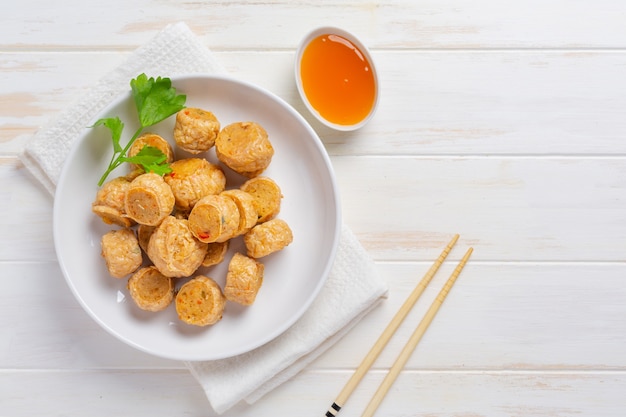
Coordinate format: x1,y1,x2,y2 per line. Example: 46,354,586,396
4,369,626,416
4,1,626,49
2,1,626,416
2,155,624,263
3,261,625,370
3,51,626,156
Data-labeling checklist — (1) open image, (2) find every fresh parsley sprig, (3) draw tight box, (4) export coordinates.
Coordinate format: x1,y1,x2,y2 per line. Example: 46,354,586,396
120,145,173,177
93,74,186,186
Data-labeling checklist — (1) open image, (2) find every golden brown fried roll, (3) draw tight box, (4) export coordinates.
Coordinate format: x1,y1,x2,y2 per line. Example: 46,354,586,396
221,189,258,236
215,121,274,177
124,172,175,226
173,108,220,154
127,132,174,171
175,275,226,326
244,218,293,259
240,176,282,223
127,266,175,312
92,175,135,227
164,158,226,211
202,241,229,267
187,194,240,243
137,224,156,253
100,228,143,278
147,216,208,278
224,252,264,306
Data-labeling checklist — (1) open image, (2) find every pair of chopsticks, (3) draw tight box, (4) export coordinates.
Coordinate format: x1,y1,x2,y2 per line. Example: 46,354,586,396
324,234,472,417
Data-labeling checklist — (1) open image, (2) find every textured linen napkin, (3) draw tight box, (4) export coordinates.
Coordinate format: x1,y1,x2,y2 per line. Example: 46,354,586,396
20,22,388,414
21,22,226,195
188,222,386,413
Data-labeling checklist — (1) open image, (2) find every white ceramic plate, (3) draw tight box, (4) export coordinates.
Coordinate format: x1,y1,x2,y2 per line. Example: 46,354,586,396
54,74,341,361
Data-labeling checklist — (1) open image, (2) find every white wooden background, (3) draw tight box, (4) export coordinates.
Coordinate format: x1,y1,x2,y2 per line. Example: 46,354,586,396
2,1,626,416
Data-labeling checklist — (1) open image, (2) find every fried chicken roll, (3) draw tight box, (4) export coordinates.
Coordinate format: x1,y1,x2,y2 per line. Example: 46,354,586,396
215,121,274,177
147,216,207,278
92,175,136,227
202,241,229,268
240,176,282,223
124,172,175,226
100,228,143,278
127,266,175,312
187,194,240,243
244,218,293,259
173,108,220,154
164,157,226,211
224,252,264,306
176,275,226,326
221,189,258,236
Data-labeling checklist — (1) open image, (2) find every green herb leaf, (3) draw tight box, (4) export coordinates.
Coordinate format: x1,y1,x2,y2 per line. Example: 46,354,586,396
121,145,172,176
93,73,186,186
129,73,152,118
91,117,124,153
130,74,186,128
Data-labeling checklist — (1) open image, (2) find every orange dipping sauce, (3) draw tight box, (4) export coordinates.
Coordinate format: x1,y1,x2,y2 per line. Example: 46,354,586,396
299,34,376,126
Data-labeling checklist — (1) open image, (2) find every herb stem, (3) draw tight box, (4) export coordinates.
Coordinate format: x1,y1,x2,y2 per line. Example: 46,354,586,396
94,74,186,186
97,126,145,186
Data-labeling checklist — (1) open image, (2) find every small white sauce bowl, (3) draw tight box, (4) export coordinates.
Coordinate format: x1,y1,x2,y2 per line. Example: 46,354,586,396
294,26,379,131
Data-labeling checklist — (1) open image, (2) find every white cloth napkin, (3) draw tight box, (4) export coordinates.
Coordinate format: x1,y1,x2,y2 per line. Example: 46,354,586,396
21,22,226,195
188,223,386,413
20,22,388,414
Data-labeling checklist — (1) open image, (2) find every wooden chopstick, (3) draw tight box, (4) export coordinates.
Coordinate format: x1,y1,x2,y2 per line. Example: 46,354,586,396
360,246,474,417
324,234,460,417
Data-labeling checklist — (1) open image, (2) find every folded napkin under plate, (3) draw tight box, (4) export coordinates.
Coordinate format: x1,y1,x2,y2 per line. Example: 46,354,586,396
20,22,388,414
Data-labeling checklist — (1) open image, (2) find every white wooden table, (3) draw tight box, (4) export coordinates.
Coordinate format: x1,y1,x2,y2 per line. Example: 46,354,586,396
2,1,626,416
